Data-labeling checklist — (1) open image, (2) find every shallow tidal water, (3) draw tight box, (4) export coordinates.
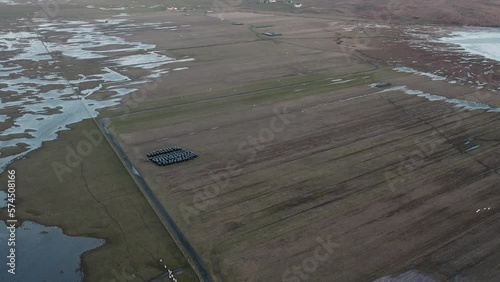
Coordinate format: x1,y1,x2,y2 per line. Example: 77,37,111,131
0,11,194,281
1,174,101,282
0,17,193,172
0,221,104,282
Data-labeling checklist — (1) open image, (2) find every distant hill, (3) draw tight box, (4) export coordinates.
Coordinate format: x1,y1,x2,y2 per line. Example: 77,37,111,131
308,0,500,26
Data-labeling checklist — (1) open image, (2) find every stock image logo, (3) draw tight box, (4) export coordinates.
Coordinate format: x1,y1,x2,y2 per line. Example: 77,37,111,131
212,0,244,19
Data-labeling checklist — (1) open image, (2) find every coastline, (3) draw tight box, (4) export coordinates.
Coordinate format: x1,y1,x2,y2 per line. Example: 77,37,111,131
0,119,197,281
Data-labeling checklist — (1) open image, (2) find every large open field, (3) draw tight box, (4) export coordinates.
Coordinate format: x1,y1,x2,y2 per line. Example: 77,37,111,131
106,9,500,282
2,0,500,281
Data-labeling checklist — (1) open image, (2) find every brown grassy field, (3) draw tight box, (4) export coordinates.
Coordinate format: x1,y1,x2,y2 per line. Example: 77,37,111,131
107,10,500,282
0,120,198,282
240,0,500,26
2,0,500,281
